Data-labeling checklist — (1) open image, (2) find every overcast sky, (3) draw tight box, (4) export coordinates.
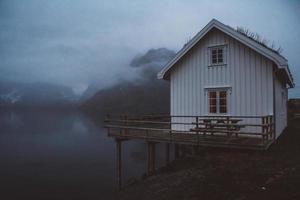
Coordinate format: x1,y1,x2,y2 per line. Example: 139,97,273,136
0,0,299,95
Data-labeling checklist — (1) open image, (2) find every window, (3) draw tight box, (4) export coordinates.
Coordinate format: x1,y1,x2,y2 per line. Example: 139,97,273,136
209,91,217,113
208,90,227,114
210,46,224,65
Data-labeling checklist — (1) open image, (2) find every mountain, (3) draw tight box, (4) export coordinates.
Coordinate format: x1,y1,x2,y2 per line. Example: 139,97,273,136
81,48,176,118
81,80,170,117
0,81,78,108
79,83,103,102
80,48,176,102
130,48,175,67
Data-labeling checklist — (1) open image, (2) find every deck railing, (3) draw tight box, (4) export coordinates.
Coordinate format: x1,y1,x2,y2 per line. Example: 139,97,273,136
104,114,275,149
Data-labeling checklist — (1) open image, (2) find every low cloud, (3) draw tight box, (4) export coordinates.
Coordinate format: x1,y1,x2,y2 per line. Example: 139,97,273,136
0,0,299,96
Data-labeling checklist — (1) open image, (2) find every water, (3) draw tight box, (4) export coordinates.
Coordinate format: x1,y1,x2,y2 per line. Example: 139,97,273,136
0,109,169,200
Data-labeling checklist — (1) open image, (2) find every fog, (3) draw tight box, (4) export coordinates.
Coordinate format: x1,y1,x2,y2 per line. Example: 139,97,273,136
0,0,299,96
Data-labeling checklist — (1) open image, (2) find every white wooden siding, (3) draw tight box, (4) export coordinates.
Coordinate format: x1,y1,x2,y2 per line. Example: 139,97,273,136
170,28,274,132
274,75,288,138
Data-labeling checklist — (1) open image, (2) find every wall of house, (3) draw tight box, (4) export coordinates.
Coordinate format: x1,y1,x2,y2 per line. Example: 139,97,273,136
274,74,288,138
170,28,274,133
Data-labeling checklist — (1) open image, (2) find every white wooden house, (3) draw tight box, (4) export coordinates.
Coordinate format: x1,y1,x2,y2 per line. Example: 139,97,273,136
158,19,294,139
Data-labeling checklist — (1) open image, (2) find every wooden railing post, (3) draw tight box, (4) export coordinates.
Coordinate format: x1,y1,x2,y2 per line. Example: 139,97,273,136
267,115,271,140
196,116,199,145
226,116,230,137
105,114,110,134
270,115,275,140
124,114,128,135
146,129,148,139
262,116,266,143
265,116,268,140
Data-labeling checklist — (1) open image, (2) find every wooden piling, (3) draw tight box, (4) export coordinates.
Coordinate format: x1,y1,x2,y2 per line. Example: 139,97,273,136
116,139,122,190
147,142,156,175
174,144,180,159
181,144,186,157
165,143,170,164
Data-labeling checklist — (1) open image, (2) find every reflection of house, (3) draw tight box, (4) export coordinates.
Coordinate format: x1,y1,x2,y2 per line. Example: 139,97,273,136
158,19,294,138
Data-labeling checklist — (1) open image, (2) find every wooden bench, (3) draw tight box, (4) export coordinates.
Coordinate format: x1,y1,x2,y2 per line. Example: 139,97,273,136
190,118,245,137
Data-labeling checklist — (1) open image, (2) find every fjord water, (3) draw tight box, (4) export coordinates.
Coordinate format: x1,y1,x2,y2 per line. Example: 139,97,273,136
0,109,168,200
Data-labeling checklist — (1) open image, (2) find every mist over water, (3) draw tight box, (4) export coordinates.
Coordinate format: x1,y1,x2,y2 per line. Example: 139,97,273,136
0,109,169,199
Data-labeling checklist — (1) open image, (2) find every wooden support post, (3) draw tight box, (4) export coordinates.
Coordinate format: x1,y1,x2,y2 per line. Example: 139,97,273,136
165,143,170,164
174,144,180,159
116,139,122,190
192,145,199,155
181,144,186,157
147,142,156,175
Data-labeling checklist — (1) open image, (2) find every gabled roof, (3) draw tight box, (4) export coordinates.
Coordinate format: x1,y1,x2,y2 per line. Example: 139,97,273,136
157,19,294,88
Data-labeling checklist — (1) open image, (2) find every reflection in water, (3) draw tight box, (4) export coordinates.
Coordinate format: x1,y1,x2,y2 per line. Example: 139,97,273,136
0,109,169,200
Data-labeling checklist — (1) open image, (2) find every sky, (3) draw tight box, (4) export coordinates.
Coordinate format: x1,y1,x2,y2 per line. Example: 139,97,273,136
0,0,299,96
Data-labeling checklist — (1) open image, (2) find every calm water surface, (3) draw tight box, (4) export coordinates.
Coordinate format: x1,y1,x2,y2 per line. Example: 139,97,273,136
0,109,169,200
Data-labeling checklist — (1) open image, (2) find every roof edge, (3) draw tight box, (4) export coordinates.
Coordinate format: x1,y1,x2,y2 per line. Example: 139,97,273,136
157,19,293,86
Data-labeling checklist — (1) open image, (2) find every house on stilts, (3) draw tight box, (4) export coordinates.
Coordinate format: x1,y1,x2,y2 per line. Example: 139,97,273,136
105,19,294,151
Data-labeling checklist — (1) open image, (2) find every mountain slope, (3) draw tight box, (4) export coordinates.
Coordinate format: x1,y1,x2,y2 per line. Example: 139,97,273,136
0,81,78,108
81,48,175,118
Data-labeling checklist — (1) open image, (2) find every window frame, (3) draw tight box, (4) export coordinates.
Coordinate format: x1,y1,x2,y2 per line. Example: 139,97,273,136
207,89,228,115
208,44,227,66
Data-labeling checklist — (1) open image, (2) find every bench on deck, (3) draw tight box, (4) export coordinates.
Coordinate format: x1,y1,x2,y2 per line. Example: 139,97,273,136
190,118,246,137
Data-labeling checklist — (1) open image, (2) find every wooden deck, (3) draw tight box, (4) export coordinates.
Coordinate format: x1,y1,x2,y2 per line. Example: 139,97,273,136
105,114,276,188
105,115,275,150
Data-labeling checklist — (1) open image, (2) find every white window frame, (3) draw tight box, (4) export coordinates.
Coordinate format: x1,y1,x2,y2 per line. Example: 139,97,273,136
205,87,230,115
208,44,227,66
